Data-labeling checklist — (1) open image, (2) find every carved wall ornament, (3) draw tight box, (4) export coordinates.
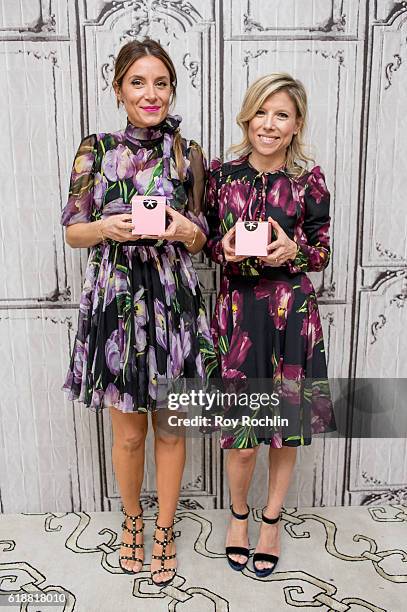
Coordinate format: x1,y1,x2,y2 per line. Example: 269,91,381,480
101,54,115,91
369,270,407,343
182,53,200,89
375,241,404,260
362,487,407,505
389,274,407,307
16,49,58,66
243,7,346,34
361,473,407,505
306,48,345,66
384,53,402,90
181,475,203,490
31,12,56,34
120,3,151,40
322,311,335,326
317,281,336,299
310,12,346,33
242,49,269,67
370,314,387,344
242,12,273,33
151,0,202,24
92,0,202,32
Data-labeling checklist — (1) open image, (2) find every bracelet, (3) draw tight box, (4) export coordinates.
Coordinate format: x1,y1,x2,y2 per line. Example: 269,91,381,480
185,225,198,249
97,219,107,244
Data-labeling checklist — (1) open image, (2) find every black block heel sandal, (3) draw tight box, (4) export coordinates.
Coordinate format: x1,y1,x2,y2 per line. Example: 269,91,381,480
253,511,281,578
225,504,251,572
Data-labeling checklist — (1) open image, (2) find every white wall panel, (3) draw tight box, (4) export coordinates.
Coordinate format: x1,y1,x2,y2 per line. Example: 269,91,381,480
0,40,86,307
356,272,407,378
0,309,82,512
362,11,407,267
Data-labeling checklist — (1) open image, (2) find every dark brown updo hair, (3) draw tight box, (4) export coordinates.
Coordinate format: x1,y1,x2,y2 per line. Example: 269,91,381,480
113,38,186,179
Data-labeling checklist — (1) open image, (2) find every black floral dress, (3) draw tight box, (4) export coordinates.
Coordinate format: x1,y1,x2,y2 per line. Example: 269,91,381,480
205,156,336,448
61,116,217,413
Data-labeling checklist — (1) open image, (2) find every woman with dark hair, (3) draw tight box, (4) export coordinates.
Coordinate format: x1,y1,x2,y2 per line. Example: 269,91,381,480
61,38,216,585
205,73,336,577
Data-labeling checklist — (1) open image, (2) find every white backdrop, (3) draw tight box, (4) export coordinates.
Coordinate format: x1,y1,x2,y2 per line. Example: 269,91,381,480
0,0,406,513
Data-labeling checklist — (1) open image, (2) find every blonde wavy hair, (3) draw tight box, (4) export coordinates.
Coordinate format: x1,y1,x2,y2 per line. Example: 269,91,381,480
229,73,314,178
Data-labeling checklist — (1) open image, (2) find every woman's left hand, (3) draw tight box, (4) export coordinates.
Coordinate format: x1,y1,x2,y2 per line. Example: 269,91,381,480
258,217,297,267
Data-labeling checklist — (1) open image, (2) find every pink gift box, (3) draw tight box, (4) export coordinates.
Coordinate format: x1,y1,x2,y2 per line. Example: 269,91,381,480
235,220,272,257
131,195,166,236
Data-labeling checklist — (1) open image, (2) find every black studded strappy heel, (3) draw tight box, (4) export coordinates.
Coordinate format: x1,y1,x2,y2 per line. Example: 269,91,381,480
253,511,281,578
119,506,144,574
225,504,251,571
151,520,179,586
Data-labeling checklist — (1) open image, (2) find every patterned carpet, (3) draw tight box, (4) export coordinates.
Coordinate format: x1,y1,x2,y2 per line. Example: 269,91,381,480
0,505,405,611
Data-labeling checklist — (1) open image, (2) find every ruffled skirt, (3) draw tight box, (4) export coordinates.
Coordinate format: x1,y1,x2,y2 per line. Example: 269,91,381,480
63,242,217,412
210,269,336,448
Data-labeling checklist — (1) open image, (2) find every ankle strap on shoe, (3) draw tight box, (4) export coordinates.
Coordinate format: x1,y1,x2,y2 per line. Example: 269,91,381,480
261,511,281,524
122,505,143,521
230,504,250,520
155,522,174,533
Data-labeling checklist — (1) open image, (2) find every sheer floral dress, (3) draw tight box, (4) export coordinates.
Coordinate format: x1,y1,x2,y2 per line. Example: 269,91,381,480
205,156,336,448
61,115,217,413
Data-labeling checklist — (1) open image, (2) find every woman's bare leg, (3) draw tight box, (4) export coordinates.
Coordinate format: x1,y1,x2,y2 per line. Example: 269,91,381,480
110,407,148,573
150,411,186,583
254,446,297,570
225,447,259,564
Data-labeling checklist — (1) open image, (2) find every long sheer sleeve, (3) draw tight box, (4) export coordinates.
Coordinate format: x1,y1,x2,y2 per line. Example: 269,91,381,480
61,134,98,226
203,158,226,265
286,166,331,273
184,140,209,236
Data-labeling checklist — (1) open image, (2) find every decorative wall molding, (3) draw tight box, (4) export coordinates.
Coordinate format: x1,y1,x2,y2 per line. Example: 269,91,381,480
86,0,202,31
226,0,360,39
384,52,402,88
306,48,346,67
101,54,115,91
375,1,407,24
182,52,200,88
317,281,336,299
370,313,387,344
309,12,347,33
16,48,59,66
242,5,346,34
242,48,269,66
375,241,404,260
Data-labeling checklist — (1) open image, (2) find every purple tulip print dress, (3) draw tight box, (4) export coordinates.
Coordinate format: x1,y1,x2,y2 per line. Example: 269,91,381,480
61,115,217,413
205,156,336,448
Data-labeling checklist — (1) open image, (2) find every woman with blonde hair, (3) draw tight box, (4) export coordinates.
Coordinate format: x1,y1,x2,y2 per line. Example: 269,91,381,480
61,38,216,586
205,73,336,577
